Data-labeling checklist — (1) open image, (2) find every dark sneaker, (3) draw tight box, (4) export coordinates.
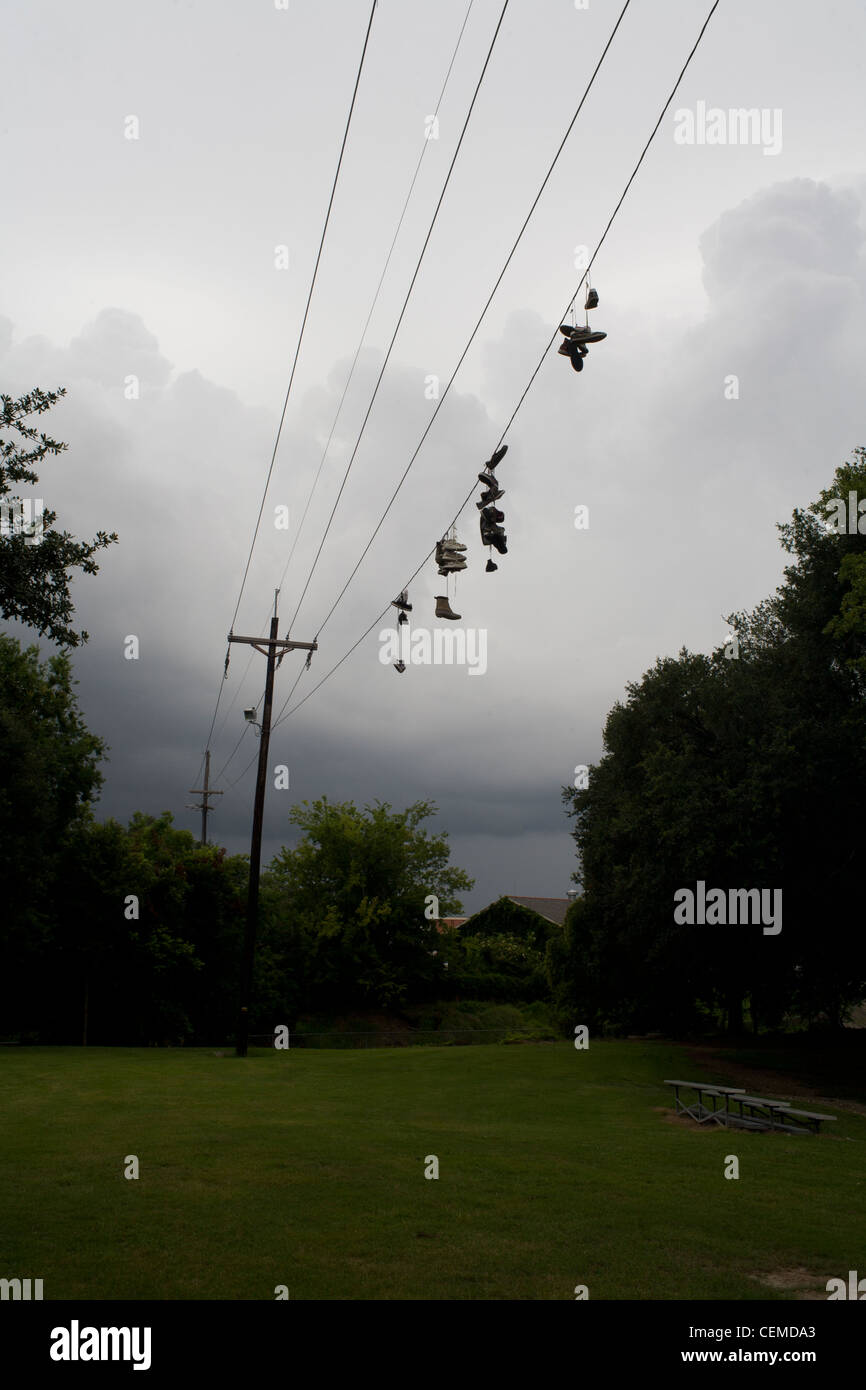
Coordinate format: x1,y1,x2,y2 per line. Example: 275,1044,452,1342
585,288,599,310
480,505,505,523
476,486,505,507
480,521,505,542
487,444,508,469
485,558,498,572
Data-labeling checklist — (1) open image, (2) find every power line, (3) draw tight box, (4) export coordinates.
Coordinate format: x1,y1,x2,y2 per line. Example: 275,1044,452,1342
214,0,514,789
198,0,378,762
285,0,512,637
263,0,721,738
497,0,722,444
209,0,477,756
301,0,634,645
274,0,477,606
212,0,630,786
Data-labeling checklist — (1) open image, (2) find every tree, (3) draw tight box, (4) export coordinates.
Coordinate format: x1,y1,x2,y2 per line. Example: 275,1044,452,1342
0,387,117,646
557,448,866,1035
262,798,473,1014
45,812,248,1044
0,634,107,1033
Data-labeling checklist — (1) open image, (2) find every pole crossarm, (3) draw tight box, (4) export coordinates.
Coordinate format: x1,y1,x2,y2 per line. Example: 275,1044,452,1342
228,636,318,652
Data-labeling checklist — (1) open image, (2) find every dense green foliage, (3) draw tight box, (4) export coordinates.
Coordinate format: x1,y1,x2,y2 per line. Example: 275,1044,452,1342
259,797,473,1018
551,450,866,1035
0,387,117,646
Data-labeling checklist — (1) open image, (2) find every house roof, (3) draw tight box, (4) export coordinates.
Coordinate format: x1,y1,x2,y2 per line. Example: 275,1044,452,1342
505,896,572,926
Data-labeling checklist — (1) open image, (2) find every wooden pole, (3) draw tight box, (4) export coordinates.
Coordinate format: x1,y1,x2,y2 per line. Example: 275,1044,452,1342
228,595,317,1058
188,749,223,846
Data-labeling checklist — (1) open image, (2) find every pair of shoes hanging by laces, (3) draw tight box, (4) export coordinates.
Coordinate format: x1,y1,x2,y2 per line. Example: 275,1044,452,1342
558,283,605,373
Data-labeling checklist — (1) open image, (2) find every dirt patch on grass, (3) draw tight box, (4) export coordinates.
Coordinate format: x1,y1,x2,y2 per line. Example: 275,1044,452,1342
749,1267,828,1300
656,1105,698,1128
654,1105,734,1133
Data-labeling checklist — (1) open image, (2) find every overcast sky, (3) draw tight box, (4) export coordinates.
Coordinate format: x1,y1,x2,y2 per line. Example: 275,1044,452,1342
2,0,865,910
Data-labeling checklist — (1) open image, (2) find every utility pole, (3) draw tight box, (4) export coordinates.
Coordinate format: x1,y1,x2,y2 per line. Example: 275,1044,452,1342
187,750,223,846
229,591,317,1057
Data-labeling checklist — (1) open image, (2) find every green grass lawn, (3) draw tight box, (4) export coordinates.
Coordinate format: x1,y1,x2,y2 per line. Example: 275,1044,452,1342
1,1041,863,1300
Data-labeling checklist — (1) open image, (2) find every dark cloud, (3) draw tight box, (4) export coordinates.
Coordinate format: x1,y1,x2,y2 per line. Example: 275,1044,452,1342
4,175,866,909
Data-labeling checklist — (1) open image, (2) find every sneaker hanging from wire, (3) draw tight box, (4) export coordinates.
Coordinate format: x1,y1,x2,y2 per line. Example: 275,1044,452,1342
477,485,505,508
394,660,406,673
585,287,599,310
480,504,505,523
561,324,606,344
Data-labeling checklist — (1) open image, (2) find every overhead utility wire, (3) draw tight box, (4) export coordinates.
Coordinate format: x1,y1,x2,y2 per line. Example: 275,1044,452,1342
263,0,721,737
198,0,378,763
275,0,477,600
209,0,477,760
224,0,635,780
301,0,634,645
219,0,634,785
285,0,512,637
